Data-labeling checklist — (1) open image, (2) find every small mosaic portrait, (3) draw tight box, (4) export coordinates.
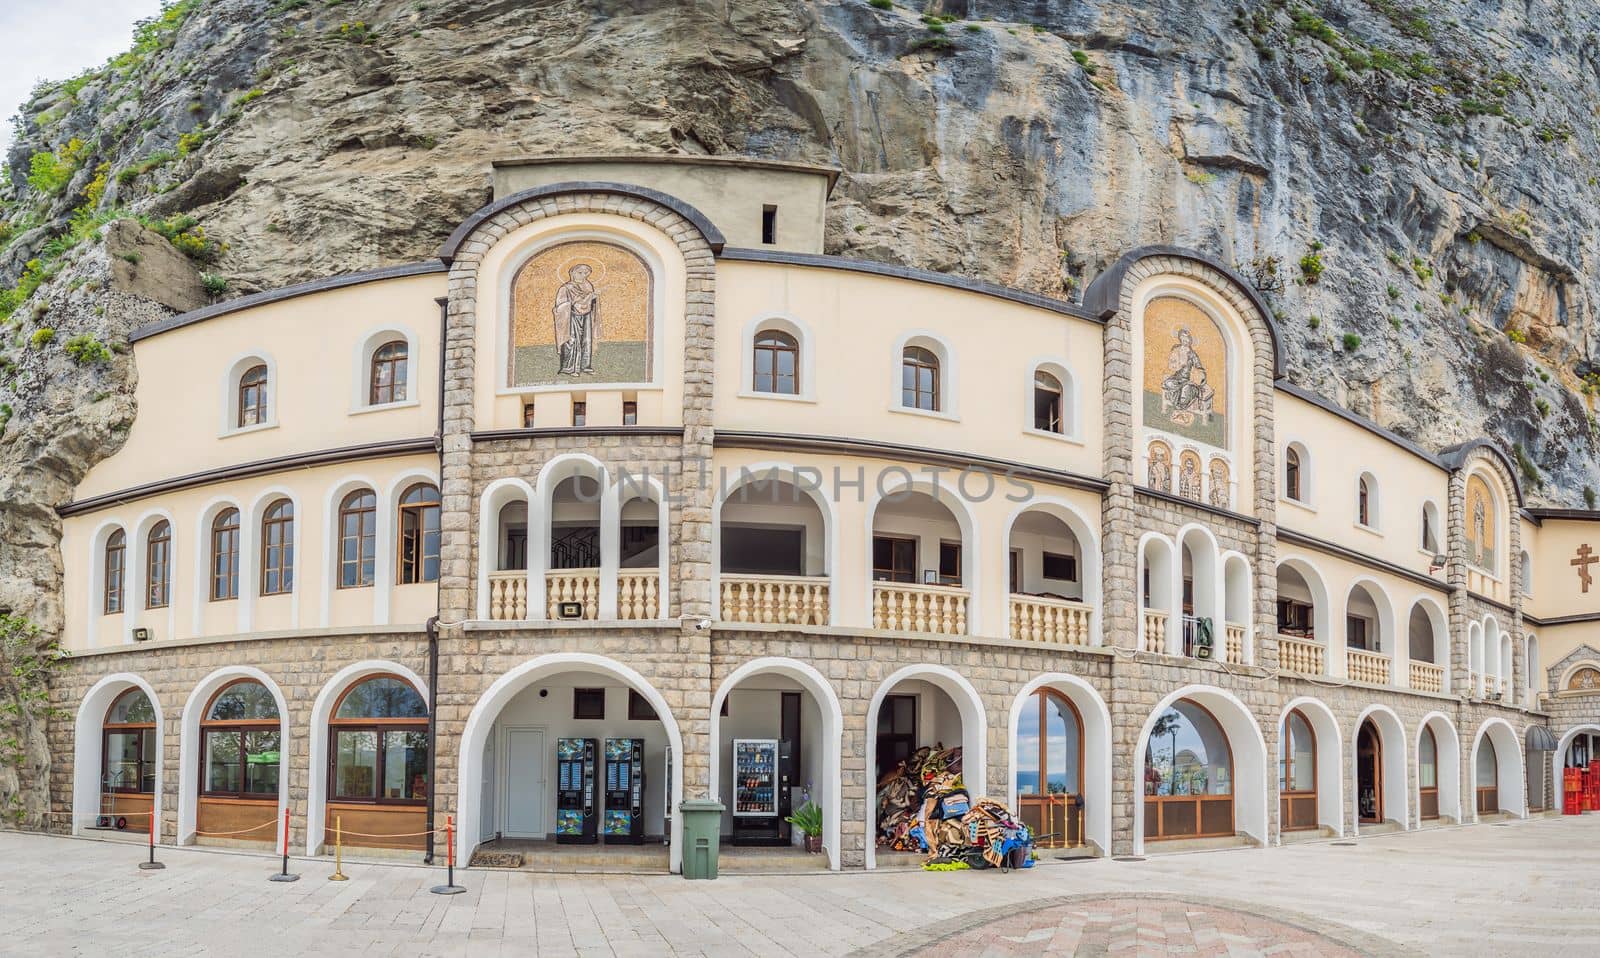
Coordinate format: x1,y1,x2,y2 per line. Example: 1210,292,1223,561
1178,450,1203,501
1147,440,1173,492
1142,297,1229,448
1465,475,1498,571
1208,458,1230,508
508,241,653,387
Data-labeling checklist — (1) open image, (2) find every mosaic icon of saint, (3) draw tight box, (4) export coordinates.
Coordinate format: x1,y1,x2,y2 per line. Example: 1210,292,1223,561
1148,444,1172,492
1472,497,1486,565
1179,453,1203,501
554,263,599,375
1161,327,1216,427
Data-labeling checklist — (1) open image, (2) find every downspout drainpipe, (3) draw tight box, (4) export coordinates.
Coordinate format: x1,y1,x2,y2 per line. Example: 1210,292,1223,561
425,294,448,865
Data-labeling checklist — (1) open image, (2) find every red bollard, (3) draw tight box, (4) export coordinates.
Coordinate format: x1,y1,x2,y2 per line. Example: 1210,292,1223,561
138,810,165,870
269,806,300,882
431,814,465,895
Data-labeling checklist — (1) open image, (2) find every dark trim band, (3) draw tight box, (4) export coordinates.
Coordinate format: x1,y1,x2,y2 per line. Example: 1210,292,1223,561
57,438,437,517
438,181,727,262
1135,485,1262,529
1440,439,1526,508
1525,612,1600,627
1275,382,1446,471
128,262,447,343
712,430,1111,494
1276,527,1450,594
718,248,1095,320
1465,591,1519,617
471,426,685,442
489,153,843,192
1523,507,1600,522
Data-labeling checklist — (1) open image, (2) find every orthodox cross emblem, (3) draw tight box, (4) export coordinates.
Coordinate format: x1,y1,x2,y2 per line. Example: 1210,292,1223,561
1574,543,1597,593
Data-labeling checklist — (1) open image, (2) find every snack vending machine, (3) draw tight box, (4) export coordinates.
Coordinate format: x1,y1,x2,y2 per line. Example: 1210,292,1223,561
731,738,792,846
556,737,597,844
602,738,646,844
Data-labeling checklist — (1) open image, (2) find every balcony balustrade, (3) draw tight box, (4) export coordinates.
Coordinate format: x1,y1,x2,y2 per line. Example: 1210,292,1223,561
1008,594,1092,646
872,582,968,636
1347,648,1390,686
487,571,527,621
719,575,830,626
1277,635,1325,675
546,568,600,620
1410,661,1444,694
617,571,660,620
1141,610,1168,653
1224,623,1247,665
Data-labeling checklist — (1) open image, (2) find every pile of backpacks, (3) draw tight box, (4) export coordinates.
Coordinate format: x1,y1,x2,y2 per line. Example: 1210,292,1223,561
874,744,1035,872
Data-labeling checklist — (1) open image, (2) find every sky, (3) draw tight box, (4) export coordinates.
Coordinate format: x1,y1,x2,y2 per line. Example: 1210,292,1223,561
0,0,167,155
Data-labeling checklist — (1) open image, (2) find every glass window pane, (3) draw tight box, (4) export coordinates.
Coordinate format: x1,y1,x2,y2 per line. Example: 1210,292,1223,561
1476,744,1498,786
1144,700,1231,797
334,730,379,799
1420,730,1437,788
106,731,144,791
383,730,429,800
1045,695,1080,795
1016,694,1041,795
336,677,427,719
109,690,154,724
1288,713,1315,792
205,730,242,794
207,681,279,720
244,730,281,796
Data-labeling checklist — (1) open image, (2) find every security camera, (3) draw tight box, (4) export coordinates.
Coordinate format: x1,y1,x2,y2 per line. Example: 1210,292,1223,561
694,618,712,632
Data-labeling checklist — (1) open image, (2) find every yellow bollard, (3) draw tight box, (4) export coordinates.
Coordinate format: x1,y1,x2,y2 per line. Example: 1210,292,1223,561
329,816,348,881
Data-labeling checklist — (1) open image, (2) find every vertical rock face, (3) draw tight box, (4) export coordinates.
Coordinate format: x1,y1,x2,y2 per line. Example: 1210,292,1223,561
2,0,1599,821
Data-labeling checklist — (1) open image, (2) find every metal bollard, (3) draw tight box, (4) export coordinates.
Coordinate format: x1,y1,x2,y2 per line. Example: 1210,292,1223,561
430,815,465,895
329,816,348,882
269,807,300,882
138,811,165,871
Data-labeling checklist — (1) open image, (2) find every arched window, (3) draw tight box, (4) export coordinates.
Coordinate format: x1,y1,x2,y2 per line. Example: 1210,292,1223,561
1357,475,1374,527
1422,502,1441,554
752,330,798,395
200,680,280,800
1279,709,1317,831
337,490,377,589
370,340,408,405
1033,370,1064,434
103,688,156,795
103,529,126,615
210,508,240,601
260,499,294,596
1568,666,1600,691
396,483,441,585
1144,699,1233,840
1284,446,1302,501
238,364,268,428
1015,689,1083,847
146,520,171,609
330,676,429,805
1419,725,1439,820
1520,550,1533,595
901,346,940,412
1475,739,1499,814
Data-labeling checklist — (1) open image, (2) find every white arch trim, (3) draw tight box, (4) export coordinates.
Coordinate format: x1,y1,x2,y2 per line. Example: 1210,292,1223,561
1352,704,1410,832
189,495,245,637
862,471,982,634
1138,532,1180,653
176,666,291,847
1276,555,1334,674
712,462,840,626
890,329,960,420
1132,684,1269,856
739,312,817,403
351,323,421,412
305,660,430,855
320,475,382,628
864,664,987,870
72,674,165,838
128,507,177,643
244,486,303,630
379,467,442,627
1417,711,1463,824
1470,718,1527,820
220,350,278,436
1006,674,1113,855
531,453,611,621
456,653,685,871
85,519,128,643
1279,697,1344,838
1553,724,1600,813
609,472,671,619
708,658,842,870
476,477,535,620
1003,497,1103,646
1025,356,1083,441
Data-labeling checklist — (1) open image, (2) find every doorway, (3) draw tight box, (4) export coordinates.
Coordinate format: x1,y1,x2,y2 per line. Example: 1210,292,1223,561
1357,720,1383,824
503,727,545,838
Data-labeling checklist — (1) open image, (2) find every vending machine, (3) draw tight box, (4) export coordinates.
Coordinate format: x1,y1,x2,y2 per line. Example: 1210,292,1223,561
555,737,597,844
602,738,646,844
731,738,793,846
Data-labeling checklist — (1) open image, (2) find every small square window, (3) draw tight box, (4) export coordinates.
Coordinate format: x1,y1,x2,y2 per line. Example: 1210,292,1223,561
572,402,587,427
522,403,536,428
573,687,605,720
761,205,777,245
1042,551,1078,582
622,401,638,426
628,689,656,721
938,540,961,586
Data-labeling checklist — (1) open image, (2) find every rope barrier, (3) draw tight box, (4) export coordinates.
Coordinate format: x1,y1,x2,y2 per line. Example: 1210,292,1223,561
191,820,277,838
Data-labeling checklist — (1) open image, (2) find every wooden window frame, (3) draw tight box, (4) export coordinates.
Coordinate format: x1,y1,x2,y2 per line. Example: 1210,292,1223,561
369,340,408,406
210,508,240,602
145,520,171,609
875,693,918,780
571,401,587,427
621,400,638,425
871,534,917,583
937,539,962,587
1143,699,1235,841
752,329,800,395
103,529,126,615
1357,720,1385,824
260,499,294,596
102,689,156,795
396,483,441,586
573,687,606,721
1418,725,1440,820
1017,689,1085,849
1285,447,1302,501
1033,371,1063,434
337,490,377,589
1357,478,1371,526
198,678,281,801
1041,551,1078,583
238,364,268,428
628,688,656,721
327,674,429,806
1279,708,1318,832
901,346,940,412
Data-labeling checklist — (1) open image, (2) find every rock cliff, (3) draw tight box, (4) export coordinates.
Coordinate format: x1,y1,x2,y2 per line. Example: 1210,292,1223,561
3,0,1600,824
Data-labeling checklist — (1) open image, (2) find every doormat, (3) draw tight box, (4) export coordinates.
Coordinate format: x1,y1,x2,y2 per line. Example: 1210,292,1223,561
469,850,525,868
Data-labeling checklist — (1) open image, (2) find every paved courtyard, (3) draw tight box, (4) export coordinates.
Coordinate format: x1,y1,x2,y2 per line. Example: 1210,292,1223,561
4,815,1598,956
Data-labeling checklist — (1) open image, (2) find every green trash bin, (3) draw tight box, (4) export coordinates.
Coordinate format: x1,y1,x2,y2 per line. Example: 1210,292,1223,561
679,798,725,880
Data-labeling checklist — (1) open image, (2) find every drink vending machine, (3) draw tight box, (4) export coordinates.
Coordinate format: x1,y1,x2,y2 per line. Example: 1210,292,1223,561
556,737,598,844
603,738,646,844
731,738,792,846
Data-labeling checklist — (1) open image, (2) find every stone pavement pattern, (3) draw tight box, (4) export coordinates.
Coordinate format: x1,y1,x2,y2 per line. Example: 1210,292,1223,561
5,815,1600,956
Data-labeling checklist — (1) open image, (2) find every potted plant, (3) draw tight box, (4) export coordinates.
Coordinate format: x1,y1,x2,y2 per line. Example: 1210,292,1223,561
786,801,824,853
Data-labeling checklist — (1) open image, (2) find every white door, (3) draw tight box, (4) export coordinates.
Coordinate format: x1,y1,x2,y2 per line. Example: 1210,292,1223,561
480,732,496,841
504,727,546,838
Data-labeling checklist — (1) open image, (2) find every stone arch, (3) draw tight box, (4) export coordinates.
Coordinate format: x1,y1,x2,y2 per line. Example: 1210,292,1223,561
863,470,982,633
708,657,843,870
1278,696,1343,837
1343,576,1396,678
1177,523,1221,649
532,453,610,621
713,461,839,626
455,652,685,870
1417,711,1463,823
1470,717,1526,819
608,471,671,619
1002,497,1103,645
1006,674,1114,855
176,666,291,847
1352,704,1409,832
1132,684,1269,855
1407,596,1450,692
72,674,165,837
1275,555,1334,674
864,664,987,870
1221,550,1252,663
1553,724,1600,813
476,477,535,620
304,660,430,855
1137,532,1178,652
